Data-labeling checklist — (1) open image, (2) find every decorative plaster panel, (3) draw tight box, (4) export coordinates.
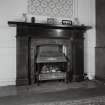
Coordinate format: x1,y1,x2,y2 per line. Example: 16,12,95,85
27,0,73,18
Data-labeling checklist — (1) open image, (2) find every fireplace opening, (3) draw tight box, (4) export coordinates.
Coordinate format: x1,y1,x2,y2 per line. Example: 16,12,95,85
34,44,68,84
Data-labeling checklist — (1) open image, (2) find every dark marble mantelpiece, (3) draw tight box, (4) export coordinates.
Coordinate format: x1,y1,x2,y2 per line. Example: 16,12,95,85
8,21,90,38
8,21,91,86
8,21,89,30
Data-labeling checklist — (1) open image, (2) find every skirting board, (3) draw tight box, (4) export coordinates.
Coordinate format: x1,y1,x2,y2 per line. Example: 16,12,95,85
95,76,105,82
0,80,16,86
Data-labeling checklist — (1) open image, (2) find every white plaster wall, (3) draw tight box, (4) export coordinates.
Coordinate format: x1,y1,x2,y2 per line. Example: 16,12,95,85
0,0,96,86
77,0,96,79
0,0,27,86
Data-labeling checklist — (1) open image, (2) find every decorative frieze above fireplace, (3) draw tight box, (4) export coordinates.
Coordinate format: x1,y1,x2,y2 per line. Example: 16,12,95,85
8,21,90,86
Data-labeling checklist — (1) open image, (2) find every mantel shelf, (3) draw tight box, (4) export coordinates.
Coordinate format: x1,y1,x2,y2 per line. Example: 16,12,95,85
8,21,91,30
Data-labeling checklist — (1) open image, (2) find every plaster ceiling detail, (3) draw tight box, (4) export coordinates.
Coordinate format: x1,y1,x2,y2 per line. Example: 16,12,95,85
27,0,73,18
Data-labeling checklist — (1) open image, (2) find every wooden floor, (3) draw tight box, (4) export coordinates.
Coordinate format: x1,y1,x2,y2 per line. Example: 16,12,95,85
0,80,105,105
0,79,104,97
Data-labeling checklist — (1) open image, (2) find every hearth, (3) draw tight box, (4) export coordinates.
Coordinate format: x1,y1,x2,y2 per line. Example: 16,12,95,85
8,21,91,86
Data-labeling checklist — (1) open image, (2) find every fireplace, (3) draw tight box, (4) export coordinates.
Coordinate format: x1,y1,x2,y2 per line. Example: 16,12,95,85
8,21,90,86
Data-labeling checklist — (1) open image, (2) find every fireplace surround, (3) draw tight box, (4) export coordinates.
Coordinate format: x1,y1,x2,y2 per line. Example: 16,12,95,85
8,21,90,86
